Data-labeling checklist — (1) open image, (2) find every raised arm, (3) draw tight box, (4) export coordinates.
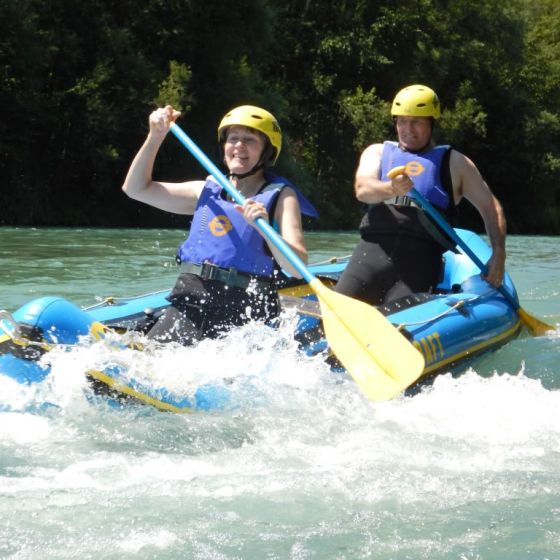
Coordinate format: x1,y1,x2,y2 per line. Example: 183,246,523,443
122,106,204,215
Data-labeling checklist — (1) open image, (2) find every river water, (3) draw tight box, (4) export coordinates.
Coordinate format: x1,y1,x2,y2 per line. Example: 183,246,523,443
1,227,559,559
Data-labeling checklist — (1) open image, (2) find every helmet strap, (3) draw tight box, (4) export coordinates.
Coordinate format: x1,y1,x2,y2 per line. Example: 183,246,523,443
227,162,265,181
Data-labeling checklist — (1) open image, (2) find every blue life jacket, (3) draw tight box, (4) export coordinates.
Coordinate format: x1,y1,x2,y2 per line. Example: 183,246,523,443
380,141,451,210
177,174,317,276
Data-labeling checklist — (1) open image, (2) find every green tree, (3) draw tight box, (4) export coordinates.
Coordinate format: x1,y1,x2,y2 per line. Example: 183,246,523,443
1,0,559,233
515,0,560,232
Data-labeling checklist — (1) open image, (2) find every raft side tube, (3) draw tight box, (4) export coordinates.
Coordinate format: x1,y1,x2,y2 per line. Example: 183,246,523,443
13,296,95,345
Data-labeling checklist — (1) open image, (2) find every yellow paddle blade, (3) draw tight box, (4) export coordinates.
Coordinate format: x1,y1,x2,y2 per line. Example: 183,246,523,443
518,308,556,336
310,279,425,401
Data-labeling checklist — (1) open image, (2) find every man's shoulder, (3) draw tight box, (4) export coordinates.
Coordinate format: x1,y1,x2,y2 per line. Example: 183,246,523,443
362,142,385,156
448,148,472,168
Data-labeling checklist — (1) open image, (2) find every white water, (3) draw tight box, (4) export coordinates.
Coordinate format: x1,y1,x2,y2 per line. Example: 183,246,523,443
1,316,560,559
1,229,559,558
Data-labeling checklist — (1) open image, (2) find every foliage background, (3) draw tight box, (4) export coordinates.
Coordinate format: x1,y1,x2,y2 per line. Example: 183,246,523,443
1,0,559,233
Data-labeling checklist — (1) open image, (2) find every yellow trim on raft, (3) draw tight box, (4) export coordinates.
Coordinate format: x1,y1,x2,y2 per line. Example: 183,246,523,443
278,279,335,299
87,368,193,414
418,319,523,377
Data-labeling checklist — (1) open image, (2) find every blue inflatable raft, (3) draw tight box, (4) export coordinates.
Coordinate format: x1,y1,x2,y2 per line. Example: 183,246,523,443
0,229,523,412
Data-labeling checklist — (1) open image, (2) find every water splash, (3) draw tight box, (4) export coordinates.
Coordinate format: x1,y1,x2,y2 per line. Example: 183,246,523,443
1,313,559,558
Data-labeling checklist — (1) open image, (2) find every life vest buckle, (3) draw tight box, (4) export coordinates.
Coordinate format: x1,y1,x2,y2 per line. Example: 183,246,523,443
180,262,272,290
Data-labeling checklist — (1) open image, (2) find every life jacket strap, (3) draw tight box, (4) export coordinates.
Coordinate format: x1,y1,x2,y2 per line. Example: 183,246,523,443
180,262,273,289
385,195,421,208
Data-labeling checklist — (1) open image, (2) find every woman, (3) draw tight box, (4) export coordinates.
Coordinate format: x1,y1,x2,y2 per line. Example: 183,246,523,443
122,104,317,345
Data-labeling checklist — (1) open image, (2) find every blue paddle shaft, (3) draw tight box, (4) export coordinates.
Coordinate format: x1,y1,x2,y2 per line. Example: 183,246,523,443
409,188,519,310
169,123,314,283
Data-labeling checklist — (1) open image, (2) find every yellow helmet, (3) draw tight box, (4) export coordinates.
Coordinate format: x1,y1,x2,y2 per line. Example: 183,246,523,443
218,105,282,164
391,84,441,119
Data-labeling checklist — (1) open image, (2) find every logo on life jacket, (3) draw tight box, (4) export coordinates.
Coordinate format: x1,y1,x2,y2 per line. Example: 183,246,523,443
405,161,425,177
209,215,233,237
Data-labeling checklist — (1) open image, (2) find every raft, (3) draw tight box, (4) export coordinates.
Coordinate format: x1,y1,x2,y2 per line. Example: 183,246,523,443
0,229,523,411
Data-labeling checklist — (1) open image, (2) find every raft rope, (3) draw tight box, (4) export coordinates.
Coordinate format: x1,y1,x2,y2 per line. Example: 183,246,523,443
310,255,352,265
3,259,496,346
394,290,495,331
83,257,352,311
82,288,172,311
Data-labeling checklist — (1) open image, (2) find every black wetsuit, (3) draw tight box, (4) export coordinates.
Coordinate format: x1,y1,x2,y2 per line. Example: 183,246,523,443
335,205,446,306
147,272,280,345
336,144,456,307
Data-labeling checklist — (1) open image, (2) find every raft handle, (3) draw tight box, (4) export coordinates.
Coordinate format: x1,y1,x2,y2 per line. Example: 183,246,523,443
0,310,25,345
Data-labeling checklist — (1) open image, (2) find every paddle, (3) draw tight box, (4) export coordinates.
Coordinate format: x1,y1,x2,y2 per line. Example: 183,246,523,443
387,165,555,335
168,122,425,401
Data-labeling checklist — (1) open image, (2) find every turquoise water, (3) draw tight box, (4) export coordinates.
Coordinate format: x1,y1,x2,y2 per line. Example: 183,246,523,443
1,227,559,559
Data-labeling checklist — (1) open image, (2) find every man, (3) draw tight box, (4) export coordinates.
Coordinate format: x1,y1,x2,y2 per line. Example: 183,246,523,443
335,84,506,305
